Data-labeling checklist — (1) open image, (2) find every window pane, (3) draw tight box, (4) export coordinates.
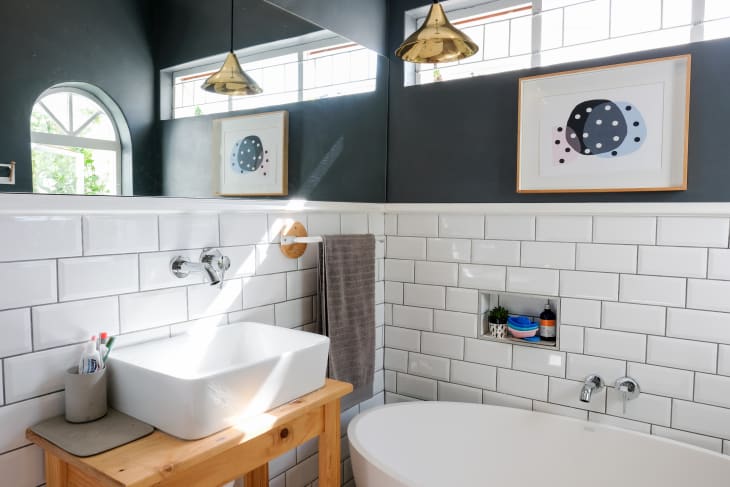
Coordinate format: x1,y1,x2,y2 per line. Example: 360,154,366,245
563,0,609,46
538,8,564,50
31,145,116,195
542,0,583,9
77,113,116,141
460,25,485,63
705,0,730,21
483,20,510,59
663,0,693,28
510,15,533,55
611,0,661,37
31,104,65,134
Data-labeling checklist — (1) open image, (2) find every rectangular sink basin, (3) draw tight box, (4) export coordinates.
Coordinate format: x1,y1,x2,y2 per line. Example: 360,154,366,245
108,322,330,440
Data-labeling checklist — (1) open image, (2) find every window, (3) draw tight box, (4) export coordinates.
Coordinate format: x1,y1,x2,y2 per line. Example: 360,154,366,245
31,87,126,195
408,0,730,86
169,32,378,119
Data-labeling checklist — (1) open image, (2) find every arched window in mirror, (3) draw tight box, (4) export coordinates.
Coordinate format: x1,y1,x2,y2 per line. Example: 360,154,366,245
30,87,129,195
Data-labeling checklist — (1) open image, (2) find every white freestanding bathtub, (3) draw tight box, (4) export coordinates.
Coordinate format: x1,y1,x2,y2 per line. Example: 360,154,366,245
349,402,730,487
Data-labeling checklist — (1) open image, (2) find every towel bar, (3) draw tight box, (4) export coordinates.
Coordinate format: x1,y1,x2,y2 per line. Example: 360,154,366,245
279,221,384,259
0,161,16,185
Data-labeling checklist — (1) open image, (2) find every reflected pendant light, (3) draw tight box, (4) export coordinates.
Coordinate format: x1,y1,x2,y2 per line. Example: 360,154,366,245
202,0,263,96
395,0,479,64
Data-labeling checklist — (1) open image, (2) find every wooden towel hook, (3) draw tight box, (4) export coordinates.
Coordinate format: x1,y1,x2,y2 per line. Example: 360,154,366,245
280,221,309,259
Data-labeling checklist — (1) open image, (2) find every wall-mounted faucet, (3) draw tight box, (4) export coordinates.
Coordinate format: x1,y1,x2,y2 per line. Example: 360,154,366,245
615,377,640,413
171,248,231,289
579,375,604,403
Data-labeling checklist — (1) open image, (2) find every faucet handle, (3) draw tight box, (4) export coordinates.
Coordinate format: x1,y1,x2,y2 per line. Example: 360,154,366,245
218,255,231,288
614,377,640,414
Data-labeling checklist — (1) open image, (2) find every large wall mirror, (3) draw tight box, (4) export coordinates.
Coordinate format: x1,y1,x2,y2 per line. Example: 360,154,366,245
0,0,388,202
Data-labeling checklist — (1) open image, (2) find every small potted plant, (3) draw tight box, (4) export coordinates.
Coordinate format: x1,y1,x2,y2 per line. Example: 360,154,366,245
488,306,509,339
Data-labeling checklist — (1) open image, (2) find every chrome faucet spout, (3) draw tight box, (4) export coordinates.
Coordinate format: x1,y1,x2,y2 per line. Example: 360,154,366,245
580,375,604,403
171,248,231,288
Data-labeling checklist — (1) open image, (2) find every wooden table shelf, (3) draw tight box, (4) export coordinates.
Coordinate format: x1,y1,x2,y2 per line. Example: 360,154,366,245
27,379,353,487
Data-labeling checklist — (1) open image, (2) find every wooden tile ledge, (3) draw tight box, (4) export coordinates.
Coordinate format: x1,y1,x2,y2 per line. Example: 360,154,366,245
27,379,353,487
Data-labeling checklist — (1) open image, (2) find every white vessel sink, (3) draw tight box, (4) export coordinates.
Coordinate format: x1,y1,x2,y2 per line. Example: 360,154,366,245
108,322,330,440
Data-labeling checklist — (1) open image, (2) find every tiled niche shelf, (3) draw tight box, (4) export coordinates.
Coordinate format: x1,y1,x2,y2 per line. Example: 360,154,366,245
478,291,560,350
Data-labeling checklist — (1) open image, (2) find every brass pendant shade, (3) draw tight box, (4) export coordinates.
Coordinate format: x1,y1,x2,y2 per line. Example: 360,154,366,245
202,52,263,96
201,0,262,96
396,1,479,64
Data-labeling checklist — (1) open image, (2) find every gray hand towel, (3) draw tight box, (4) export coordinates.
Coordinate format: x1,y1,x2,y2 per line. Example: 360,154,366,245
318,234,375,401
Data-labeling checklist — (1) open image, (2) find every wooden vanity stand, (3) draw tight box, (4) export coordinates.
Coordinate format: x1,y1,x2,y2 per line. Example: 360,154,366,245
27,379,353,487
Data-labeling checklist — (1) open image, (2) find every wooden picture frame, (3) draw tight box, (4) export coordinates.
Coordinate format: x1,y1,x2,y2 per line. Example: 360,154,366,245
516,55,691,193
213,111,288,196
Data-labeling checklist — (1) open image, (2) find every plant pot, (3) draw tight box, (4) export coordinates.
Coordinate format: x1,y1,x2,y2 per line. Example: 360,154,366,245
489,320,507,339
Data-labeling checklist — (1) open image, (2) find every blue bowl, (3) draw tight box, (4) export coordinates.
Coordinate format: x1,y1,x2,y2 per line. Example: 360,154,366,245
507,316,538,330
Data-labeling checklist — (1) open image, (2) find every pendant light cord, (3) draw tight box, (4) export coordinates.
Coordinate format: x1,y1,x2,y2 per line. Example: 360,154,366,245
230,0,234,52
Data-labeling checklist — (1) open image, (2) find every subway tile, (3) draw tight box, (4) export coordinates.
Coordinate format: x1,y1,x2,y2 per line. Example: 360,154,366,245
687,279,730,313
385,326,420,352
708,249,730,280
392,305,433,331
409,352,450,380
638,246,707,278
438,381,482,403
521,241,575,270
627,362,694,400
158,213,219,251
533,401,587,420
384,214,397,235
464,338,512,368
434,309,478,338
223,245,256,278
0,392,64,454
139,249,203,290
269,450,296,478
575,243,637,273
536,216,592,243
307,213,340,235
694,373,730,409
385,392,418,403
188,279,243,319
83,215,157,255
647,336,717,373
376,325,385,349
397,372,437,400
242,273,286,309
460,264,506,291
275,297,313,328
560,298,601,328
602,302,666,335
266,213,307,244
0,445,45,487
421,331,464,360
33,297,120,350
340,213,368,234
560,270,618,301
672,400,730,440
559,325,584,353
219,213,268,245
384,303,393,325
619,275,686,307
450,360,497,390
497,369,548,401
286,269,317,299
0,260,57,310
588,412,651,434
584,328,646,362
548,377,606,412
0,215,81,262
4,343,84,403
486,215,535,240
446,287,478,313
397,213,438,237
415,261,458,287
439,214,484,239
285,451,318,487
403,283,445,309
0,309,32,358
58,254,138,301
384,259,414,282
512,346,565,377
385,370,397,392
471,240,520,266
667,308,730,345
506,267,558,295
482,390,532,410
368,212,385,235
720,345,730,376
427,238,471,263
386,236,427,260
593,216,656,245
385,349,408,372
119,288,187,333
384,281,403,304
255,243,298,275
566,353,626,384
228,305,275,325
657,217,729,248
651,426,723,453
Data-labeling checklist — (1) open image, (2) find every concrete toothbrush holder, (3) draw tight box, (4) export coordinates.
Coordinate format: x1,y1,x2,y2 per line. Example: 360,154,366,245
64,366,108,423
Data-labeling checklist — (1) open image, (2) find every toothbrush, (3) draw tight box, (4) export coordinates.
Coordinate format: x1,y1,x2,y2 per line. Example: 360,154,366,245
102,336,116,363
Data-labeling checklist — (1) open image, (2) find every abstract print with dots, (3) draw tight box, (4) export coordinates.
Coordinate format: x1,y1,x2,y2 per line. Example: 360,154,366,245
553,99,646,165
231,135,270,176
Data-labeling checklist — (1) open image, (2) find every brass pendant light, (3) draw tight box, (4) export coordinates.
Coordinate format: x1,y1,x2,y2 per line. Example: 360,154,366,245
396,0,479,64
202,0,263,96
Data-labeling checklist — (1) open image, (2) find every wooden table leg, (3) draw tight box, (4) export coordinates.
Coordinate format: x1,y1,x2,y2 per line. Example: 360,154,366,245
242,463,269,487
318,399,341,487
44,452,68,487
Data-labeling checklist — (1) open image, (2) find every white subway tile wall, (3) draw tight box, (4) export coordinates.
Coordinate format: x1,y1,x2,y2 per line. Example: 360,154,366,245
383,211,730,457
0,210,384,487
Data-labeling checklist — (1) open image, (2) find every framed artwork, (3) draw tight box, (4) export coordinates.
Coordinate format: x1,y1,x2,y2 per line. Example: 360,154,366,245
213,111,288,196
516,55,691,193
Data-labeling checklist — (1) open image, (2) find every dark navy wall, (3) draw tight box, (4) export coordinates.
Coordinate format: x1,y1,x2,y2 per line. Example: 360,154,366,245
0,0,160,195
386,0,730,202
